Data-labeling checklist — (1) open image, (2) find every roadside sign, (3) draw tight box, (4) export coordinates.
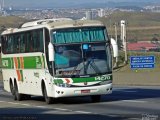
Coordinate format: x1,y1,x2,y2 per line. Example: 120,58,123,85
130,56,155,69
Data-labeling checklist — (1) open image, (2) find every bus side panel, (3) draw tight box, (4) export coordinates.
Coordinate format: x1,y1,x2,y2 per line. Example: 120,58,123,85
16,69,43,96
2,69,17,92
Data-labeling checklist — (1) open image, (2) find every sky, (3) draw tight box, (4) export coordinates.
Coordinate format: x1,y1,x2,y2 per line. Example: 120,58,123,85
4,0,160,8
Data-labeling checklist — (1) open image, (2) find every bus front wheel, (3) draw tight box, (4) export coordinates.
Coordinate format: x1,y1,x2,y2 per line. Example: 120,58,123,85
43,85,53,104
91,95,101,103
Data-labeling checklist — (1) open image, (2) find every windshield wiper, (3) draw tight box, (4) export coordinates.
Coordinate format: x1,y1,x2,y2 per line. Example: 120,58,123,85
85,58,101,74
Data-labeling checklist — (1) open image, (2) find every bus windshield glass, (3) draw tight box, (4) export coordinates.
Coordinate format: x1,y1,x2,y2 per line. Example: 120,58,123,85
52,27,107,44
54,43,112,77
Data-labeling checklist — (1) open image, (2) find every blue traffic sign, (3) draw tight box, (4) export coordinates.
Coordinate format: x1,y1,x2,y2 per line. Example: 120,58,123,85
130,56,155,69
130,64,155,69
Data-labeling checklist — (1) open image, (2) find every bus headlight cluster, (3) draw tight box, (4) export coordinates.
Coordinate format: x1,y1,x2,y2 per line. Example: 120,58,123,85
56,83,71,88
99,80,112,85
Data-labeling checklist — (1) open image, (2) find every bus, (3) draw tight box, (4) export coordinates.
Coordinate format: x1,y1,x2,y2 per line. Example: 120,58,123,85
1,18,118,104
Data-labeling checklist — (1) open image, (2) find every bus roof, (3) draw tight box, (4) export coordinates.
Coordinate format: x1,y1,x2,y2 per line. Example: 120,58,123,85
1,18,105,35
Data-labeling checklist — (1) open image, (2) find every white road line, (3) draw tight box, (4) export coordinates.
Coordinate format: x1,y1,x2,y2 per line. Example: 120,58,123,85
36,106,47,108
122,100,147,103
0,100,93,115
20,104,31,107
55,108,69,111
75,111,92,114
8,102,20,105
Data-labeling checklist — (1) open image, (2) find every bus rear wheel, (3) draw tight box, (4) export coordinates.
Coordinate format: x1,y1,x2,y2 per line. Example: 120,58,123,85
91,95,101,103
10,81,16,100
14,82,23,101
43,85,53,104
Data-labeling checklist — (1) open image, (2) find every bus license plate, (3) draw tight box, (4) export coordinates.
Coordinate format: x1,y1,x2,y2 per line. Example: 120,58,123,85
81,90,90,93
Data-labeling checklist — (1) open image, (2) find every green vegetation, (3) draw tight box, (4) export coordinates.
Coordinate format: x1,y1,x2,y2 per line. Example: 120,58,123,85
99,11,160,42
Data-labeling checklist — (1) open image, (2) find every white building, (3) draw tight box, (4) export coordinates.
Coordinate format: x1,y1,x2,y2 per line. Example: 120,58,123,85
98,9,105,17
86,11,93,20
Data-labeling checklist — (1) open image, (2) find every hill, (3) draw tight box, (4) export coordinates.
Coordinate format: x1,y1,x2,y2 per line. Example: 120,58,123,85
0,16,27,30
99,11,160,42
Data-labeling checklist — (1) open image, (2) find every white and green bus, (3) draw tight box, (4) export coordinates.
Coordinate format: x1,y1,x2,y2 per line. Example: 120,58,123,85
1,19,118,104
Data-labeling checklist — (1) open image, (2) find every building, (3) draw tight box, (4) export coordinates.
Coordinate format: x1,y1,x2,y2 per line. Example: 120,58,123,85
127,42,160,52
85,11,93,20
98,9,105,17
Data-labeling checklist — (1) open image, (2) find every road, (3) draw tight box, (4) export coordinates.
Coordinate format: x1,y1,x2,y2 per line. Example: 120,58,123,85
0,81,160,120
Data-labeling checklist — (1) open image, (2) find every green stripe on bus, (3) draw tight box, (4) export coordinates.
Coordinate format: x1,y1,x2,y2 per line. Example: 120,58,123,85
72,75,112,83
2,56,45,69
20,70,24,81
18,57,21,69
54,74,112,84
54,79,63,84
2,58,13,69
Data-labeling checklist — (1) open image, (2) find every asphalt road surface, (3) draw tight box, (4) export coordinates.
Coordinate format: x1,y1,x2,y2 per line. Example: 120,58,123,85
0,81,160,120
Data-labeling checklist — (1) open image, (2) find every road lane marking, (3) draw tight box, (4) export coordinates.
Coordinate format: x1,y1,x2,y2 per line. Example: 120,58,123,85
122,100,147,103
8,102,21,105
75,111,92,114
36,106,47,108
20,104,31,107
55,108,69,111
0,100,93,115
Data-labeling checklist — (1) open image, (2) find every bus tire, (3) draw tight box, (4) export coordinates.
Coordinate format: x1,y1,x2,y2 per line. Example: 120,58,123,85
14,81,23,101
91,95,101,103
23,94,31,100
43,85,53,104
10,80,16,100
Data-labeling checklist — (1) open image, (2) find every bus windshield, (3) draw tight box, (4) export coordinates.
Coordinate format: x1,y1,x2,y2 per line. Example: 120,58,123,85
52,27,107,44
54,43,112,77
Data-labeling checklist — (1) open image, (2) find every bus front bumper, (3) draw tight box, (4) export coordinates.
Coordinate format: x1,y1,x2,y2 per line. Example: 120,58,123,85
53,83,112,98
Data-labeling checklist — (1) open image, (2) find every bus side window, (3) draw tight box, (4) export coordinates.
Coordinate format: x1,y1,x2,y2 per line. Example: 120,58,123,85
39,29,44,52
14,35,20,53
25,32,30,52
1,36,6,54
26,31,33,52
20,33,25,53
32,30,37,52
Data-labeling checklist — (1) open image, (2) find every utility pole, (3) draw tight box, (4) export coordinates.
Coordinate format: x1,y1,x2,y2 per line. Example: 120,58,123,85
114,22,118,67
121,20,128,64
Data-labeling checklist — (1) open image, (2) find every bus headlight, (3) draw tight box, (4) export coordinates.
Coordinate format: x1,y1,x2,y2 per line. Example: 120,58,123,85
99,80,112,85
56,83,71,88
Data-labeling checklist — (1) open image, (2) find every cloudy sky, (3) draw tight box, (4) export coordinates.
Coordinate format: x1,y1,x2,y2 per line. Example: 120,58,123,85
3,0,160,8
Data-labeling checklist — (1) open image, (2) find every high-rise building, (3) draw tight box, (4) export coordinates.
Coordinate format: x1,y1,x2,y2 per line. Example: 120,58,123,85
86,11,93,20
98,9,105,17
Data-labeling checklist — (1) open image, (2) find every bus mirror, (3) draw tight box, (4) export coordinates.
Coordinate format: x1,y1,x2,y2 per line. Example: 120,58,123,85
110,38,118,57
48,42,54,61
